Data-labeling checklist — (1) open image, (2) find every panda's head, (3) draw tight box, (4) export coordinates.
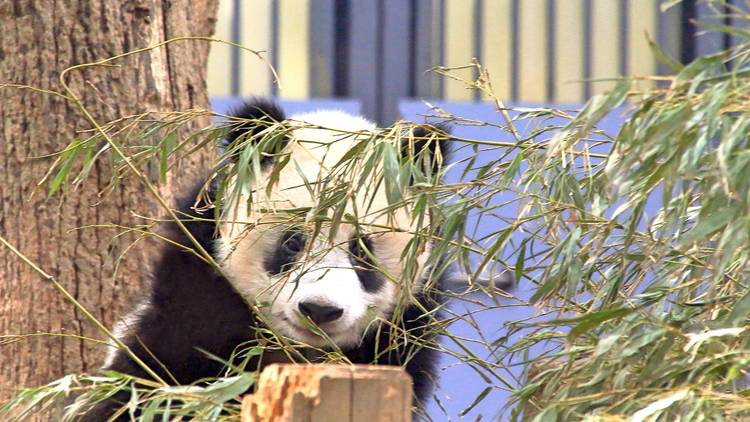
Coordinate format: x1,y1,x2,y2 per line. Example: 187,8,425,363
213,99,447,349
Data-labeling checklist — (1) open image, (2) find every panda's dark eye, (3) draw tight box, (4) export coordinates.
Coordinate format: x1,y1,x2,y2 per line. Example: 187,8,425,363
349,236,371,263
349,235,382,293
264,230,306,275
281,231,305,255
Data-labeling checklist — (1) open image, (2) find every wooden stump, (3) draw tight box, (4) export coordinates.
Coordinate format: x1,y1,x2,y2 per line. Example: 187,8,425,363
242,364,413,422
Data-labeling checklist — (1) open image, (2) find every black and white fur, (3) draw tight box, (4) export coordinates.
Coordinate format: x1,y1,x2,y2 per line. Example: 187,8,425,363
81,99,447,420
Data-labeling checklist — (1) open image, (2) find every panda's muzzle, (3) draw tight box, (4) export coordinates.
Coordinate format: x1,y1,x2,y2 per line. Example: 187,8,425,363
298,301,344,325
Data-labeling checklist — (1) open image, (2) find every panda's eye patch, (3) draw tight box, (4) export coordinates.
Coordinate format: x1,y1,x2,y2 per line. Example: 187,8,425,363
280,231,306,255
349,235,382,293
349,236,373,265
264,229,306,275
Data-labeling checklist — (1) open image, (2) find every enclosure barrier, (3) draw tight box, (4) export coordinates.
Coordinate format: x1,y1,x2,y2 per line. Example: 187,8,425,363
242,364,413,422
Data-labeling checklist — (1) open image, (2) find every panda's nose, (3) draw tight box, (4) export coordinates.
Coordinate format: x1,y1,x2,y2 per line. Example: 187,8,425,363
298,301,344,325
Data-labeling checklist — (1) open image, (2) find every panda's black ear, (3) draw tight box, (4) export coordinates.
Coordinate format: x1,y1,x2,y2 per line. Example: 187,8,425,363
400,123,451,178
222,98,288,165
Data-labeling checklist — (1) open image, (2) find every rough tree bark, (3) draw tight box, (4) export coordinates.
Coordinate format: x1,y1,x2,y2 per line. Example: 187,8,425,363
0,0,219,400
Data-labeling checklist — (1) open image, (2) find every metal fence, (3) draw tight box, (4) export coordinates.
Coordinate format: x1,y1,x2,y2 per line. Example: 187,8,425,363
207,0,746,124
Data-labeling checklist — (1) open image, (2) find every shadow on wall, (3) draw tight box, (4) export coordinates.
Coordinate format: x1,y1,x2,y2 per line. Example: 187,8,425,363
399,100,626,420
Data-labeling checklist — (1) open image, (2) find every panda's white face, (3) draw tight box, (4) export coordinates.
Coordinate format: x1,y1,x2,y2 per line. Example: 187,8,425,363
216,228,408,348
214,110,430,349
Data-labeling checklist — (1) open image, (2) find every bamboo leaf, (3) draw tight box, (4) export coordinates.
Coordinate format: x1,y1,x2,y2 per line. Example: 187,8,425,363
458,386,492,416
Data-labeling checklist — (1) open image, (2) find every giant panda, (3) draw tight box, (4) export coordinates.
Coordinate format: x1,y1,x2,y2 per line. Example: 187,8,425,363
80,99,449,421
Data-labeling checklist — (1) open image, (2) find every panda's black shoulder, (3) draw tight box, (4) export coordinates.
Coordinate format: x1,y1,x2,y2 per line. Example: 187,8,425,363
116,177,256,370
164,180,221,254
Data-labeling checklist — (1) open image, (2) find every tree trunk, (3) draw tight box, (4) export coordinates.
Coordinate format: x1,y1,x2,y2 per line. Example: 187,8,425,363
0,0,219,400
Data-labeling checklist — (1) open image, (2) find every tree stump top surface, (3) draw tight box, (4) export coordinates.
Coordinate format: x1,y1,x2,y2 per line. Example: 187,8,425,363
242,364,413,422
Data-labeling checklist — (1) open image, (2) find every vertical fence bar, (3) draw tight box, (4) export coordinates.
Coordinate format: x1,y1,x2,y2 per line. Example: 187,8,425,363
230,0,241,96
590,1,621,95
382,0,412,123
309,0,335,98
619,0,629,77
628,0,658,89
546,0,555,102
437,0,446,99
729,0,750,47
240,0,273,97
375,0,385,122
270,0,279,96
408,0,418,98
444,0,476,101
207,0,233,97
348,0,379,120
680,0,696,63
657,0,682,75
474,0,484,101
553,0,585,103
480,0,513,101
333,0,350,97
518,0,548,102
510,0,519,100
412,0,444,99
582,0,592,99
278,0,310,98
695,1,724,56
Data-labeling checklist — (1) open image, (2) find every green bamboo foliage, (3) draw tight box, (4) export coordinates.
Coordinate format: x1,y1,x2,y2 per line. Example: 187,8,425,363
502,3,750,419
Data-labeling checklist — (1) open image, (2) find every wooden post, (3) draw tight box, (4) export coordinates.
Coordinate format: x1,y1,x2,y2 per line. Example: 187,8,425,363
242,364,413,422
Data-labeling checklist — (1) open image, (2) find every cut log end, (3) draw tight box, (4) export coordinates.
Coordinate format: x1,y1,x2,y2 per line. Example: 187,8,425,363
242,364,413,422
